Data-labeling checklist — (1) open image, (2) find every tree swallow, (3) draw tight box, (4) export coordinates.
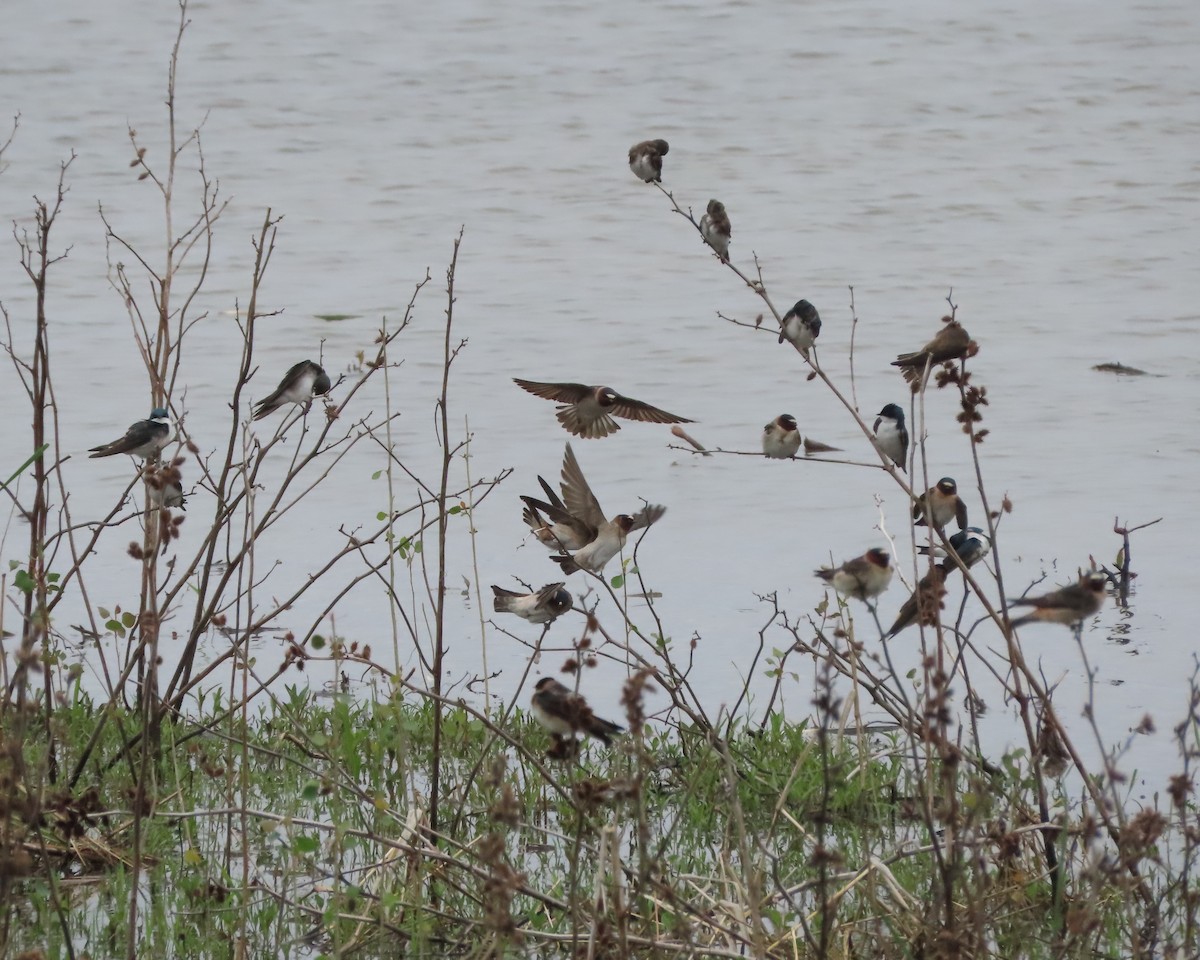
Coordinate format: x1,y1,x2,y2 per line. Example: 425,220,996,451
88,408,171,459
891,319,972,389
531,677,624,746
918,527,990,569
886,561,951,638
146,465,186,510
252,360,331,420
628,138,669,183
913,477,968,532
762,415,840,459
873,404,909,472
814,548,893,604
491,582,573,624
1010,572,1108,629
699,199,731,262
513,379,693,439
778,300,821,358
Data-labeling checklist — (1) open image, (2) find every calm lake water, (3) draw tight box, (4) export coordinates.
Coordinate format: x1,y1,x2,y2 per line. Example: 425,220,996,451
2,0,1198,793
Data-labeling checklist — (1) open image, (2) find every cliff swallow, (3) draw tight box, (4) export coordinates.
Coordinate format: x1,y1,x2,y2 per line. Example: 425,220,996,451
891,319,972,389
762,415,840,458
913,477,968,532
699,199,731,262
1010,572,1108,628
917,527,991,569
886,561,951,638
491,582,573,624
521,444,665,574
873,403,909,471
522,443,610,550
88,408,171,459
531,677,624,745
815,548,894,603
513,379,693,439
763,414,802,459
253,360,331,420
778,300,822,357
628,138,669,183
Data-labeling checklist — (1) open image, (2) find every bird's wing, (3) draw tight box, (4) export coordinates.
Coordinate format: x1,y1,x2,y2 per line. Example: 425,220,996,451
560,443,606,528
513,379,591,403
608,395,693,424
627,503,667,532
955,499,969,531
536,582,569,606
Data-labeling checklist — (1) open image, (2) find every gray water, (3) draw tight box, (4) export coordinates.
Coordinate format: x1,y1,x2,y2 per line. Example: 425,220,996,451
2,0,1198,793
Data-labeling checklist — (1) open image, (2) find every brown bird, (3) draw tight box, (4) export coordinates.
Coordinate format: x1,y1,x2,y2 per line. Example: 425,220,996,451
891,319,972,388
628,138,669,183
815,548,893,604
531,677,624,745
513,379,693,439
886,561,951,638
699,199,732,262
1010,572,1108,629
520,443,665,573
913,477,968,532
491,583,573,624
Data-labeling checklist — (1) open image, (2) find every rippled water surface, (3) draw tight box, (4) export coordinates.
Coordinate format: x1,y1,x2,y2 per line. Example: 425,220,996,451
3,0,1198,788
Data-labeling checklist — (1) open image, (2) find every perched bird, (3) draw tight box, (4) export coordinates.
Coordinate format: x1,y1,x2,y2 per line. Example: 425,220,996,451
699,199,731,262
252,360,331,420
873,403,909,471
886,562,951,638
491,583,573,624
762,415,840,458
1010,572,1108,629
891,319,972,389
531,677,624,745
148,477,186,511
513,379,693,439
762,414,802,459
917,527,991,569
628,138,669,183
815,548,894,604
913,477,968,532
778,300,822,357
521,443,666,575
89,408,171,459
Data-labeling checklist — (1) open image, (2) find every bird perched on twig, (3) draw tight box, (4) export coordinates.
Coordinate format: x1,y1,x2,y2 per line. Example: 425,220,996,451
253,360,331,420
699,199,731,262
531,677,624,746
89,408,171,460
891,319,972,389
778,300,822,358
513,379,692,439
1010,572,1108,629
628,138,669,183
913,477,968,532
491,583,572,624
886,562,951,638
873,404,909,471
762,415,840,459
918,527,991,570
815,548,894,605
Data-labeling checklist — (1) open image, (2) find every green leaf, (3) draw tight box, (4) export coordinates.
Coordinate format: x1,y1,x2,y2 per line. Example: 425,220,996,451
610,575,625,589
2,443,49,490
121,611,137,628
13,570,34,594
293,834,321,854
371,470,382,480
377,511,387,521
